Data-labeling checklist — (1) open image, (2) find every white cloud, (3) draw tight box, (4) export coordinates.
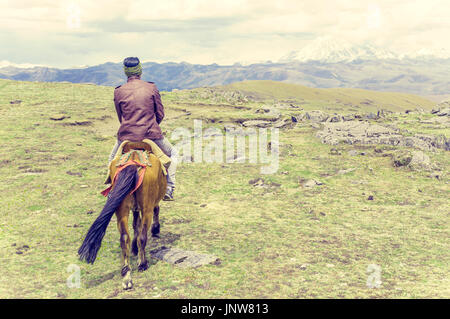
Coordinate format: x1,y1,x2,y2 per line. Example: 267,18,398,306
127,0,247,20
0,0,449,67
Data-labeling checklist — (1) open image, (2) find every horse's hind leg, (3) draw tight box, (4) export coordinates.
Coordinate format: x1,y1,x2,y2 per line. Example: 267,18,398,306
137,206,154,272
151,206,160,238
131,204,141,256
116,196,133,290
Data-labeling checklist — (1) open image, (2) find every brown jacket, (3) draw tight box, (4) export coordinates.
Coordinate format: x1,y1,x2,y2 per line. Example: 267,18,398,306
114,76,164,141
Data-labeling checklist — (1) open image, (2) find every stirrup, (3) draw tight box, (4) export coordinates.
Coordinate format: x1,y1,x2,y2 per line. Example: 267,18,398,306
163,187,174,201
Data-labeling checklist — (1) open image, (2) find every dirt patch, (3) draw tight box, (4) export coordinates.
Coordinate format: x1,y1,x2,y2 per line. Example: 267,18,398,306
60,121,93,126
0,159,11,167
86,272,116,288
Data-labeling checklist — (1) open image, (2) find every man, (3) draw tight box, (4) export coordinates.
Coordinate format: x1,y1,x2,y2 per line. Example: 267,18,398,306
108,57,176,201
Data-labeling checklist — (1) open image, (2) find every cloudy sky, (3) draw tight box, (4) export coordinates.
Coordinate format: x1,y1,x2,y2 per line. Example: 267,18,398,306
0,0,449,68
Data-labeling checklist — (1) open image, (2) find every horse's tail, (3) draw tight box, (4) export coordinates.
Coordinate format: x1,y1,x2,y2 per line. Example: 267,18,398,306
78,165,138,264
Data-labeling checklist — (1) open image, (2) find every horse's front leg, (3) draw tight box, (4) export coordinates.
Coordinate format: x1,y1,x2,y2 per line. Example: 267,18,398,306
116,196,133,290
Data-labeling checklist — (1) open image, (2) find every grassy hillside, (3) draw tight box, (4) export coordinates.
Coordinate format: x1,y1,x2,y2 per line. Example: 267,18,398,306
222,80,436,112
0,78,448,299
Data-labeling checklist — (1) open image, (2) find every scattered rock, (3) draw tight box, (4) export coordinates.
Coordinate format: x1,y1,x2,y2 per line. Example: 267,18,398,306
298,264,308,270
67,224,81,228
374,147,384,154
272,117,292,129
342,114,356,121
408,151,432,171
392,150,413,167
302,179,323,188
432,101,450,116
326,115,341,123
377,109,392,117
249,178,281,189
242,120,272,128
330,148,341,155
150,247,220,268
365,112,379,120
66,171,82,177
249,177,264,186
316,121,449,151
61,121,93,126
254,107,281,118
367,195,374,200
305,110,329,122
436,108,450,116
56,292,66,299
348,150,366,156
392,150,433,171
49,114,69,121
337,168,356,175
415,134,450,151
15,244,30,255
428,172,442,180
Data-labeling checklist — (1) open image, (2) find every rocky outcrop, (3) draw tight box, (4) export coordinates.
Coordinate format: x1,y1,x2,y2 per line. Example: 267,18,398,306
304,110,329,122
408,151,432,171
242,120,273,128
316,121,449,151
392,150,434,171
431,101,450,116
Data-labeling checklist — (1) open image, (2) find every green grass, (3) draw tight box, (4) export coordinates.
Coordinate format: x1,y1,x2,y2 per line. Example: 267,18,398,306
221,80,436,112
0,78,448,299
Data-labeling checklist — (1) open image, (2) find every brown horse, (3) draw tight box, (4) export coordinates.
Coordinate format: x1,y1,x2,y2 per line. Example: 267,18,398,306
78,143,167,289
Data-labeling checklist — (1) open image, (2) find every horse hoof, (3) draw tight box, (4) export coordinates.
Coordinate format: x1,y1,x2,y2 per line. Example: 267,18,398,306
138,260,149,272
151,224,160,237
122,279,133,290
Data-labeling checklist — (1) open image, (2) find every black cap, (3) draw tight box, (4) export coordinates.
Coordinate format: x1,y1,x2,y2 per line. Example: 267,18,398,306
123,57,140,67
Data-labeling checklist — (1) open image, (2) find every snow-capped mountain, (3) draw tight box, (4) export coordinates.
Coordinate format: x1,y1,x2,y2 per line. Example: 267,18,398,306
0,60,47,69
279,37,449,63
403,48,450,60
279,37,399,63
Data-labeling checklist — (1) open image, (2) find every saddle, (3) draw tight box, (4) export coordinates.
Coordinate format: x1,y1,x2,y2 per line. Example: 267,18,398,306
104,139,171,185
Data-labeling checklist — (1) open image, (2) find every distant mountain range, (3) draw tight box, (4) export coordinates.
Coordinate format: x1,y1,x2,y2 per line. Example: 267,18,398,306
1,39,449,97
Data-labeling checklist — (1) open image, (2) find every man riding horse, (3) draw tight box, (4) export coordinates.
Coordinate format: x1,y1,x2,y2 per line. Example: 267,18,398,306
108,57,176,201
79,57,175,289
